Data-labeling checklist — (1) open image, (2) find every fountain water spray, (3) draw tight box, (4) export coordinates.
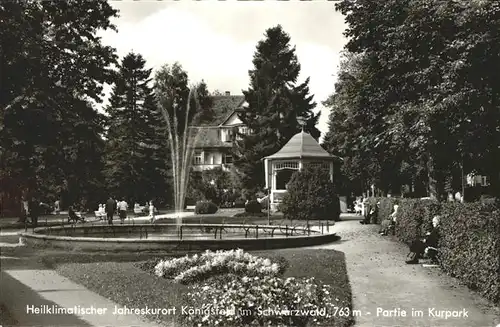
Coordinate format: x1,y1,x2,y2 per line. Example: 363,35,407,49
157,87,202,227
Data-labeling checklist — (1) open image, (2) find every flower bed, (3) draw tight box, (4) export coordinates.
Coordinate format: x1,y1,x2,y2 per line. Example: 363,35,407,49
51,249,352,327
184,275,343,327
154,249,283,284
152,249,348,326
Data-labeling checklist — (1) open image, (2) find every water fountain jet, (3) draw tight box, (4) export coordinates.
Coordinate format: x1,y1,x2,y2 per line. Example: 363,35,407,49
157,86,203,228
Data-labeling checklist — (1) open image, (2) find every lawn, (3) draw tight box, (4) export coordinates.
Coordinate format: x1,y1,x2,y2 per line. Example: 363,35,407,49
46,249,353,327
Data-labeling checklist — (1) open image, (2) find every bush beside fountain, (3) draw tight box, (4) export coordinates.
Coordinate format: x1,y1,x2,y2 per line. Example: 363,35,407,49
194,200,218,214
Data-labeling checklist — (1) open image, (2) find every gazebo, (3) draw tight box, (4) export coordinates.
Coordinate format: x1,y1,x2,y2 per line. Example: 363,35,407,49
263,131,338,211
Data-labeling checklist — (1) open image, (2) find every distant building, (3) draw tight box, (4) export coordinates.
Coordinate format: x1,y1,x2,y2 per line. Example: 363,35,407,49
190,92,249,171
466,173,489,187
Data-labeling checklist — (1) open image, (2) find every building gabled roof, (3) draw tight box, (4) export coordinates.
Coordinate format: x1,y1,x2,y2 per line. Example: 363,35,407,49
201,95,245,126
219,108,244,126
265,131,335,160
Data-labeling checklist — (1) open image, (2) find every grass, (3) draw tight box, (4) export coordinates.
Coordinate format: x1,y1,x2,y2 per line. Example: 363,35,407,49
47,249,353,327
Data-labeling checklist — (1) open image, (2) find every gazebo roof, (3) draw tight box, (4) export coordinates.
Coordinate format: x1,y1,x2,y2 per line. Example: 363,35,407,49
265,131,335,160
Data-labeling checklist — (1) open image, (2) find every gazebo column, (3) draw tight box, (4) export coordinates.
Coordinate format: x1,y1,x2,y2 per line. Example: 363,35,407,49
264,158,269,190
329,162,334,182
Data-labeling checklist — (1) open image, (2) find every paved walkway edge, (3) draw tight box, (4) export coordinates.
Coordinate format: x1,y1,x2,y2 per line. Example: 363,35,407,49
0,269,159,327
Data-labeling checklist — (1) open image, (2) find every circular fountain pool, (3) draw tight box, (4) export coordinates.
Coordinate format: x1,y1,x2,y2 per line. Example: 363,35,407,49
19,223,338,252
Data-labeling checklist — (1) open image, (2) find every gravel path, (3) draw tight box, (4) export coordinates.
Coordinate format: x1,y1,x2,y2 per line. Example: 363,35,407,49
308,214,500,327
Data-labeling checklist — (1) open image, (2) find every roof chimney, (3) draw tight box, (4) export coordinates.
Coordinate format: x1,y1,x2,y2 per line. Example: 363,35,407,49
225,91,230,96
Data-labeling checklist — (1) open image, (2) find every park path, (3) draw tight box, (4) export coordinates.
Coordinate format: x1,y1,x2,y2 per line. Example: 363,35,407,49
309,214,500,327
0,232,165,327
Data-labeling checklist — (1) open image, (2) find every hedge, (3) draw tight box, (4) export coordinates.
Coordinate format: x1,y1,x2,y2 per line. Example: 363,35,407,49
438,202,500,304
394,199,441,244
387,197,500,305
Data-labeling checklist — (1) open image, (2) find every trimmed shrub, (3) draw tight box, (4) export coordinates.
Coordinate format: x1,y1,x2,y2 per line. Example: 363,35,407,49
234,198,245,208
281,166,340,221
479,194,498,205
245,200,262,214
439,202,500,304
395,199,441,244
194,200,218,214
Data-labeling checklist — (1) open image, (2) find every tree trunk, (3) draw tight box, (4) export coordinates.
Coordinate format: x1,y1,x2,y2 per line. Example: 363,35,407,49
427,151,444,201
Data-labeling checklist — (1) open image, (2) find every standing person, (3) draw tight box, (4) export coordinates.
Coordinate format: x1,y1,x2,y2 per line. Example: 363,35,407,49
28,196,40,228
149,200,155,223
361,201,379,224
118,198,128,224
54,199,61,215
20,197,29,223
362,194,369,219
105,196,116,225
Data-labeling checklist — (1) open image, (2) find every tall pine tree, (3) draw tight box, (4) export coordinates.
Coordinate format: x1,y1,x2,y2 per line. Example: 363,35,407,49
104,52,167,204
233,25,320,192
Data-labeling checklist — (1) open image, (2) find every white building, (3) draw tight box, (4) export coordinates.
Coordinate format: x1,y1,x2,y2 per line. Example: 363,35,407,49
190,93,248,171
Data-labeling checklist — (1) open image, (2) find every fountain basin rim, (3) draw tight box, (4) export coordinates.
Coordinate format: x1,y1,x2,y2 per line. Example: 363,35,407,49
19,224,335,243
20,223,334,243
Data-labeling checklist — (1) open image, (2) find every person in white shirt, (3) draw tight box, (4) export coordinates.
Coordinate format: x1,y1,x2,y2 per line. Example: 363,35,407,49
149,200,155,223
54,200,61,215
118,199,128,223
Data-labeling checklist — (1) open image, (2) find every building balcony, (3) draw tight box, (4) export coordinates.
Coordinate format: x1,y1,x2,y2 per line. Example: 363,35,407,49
192,163,233,171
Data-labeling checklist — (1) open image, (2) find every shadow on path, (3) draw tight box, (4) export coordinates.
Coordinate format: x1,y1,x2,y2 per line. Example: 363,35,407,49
0,271,93,327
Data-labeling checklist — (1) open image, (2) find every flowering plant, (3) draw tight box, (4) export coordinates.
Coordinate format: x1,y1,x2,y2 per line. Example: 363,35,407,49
183,275,342,327
154,249,282,284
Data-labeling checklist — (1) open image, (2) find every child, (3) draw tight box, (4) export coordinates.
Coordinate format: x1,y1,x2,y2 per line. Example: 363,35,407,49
149,201,155,223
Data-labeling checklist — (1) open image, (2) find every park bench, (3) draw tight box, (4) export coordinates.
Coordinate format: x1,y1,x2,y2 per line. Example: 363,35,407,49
68,211,85,223
94,211,106,220
134,206,146,216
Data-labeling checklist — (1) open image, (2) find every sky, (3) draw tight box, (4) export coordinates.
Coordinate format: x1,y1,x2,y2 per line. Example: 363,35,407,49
97,1,348,140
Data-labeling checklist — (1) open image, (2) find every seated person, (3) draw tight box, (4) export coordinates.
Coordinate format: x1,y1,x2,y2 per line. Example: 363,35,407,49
405,215,440,264
354,198,363,215
68,206,84,223
134,202,143,215
361,201,379,224
379,202,399,235
95,204,106,220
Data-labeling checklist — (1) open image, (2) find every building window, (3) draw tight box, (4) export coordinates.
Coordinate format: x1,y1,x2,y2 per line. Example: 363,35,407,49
481,176,488,186
274,161,299,170
224,154,233,164
239,126,248,135
194,151,202,165
222,128,233,142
